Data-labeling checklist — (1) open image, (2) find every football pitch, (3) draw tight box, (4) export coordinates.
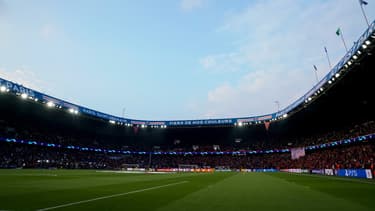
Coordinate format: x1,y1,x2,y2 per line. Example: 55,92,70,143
0,169,374,211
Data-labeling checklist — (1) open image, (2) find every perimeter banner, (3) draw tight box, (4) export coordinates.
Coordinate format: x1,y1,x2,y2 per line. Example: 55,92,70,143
336,169,373,179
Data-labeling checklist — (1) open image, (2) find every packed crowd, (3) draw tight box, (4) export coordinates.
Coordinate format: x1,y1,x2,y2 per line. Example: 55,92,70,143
1,141,374,170
1,119,374,170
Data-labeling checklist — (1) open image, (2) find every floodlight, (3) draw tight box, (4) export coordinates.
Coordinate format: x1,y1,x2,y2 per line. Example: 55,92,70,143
74,110,79,114
357,50,362,55
238,122,243,127
365,40,371,45
308,97,312,101
21,93,28,99
362,44,367,49
0,86,6,92
320,88,323,91
283,114,288,118
347,61,352,65
69,108,74,113
46,101,55,107
353,55,358,60
335,73,340,78
328,80,332,84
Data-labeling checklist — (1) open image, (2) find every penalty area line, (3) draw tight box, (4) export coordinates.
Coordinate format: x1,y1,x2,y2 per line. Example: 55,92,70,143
37,180,188,211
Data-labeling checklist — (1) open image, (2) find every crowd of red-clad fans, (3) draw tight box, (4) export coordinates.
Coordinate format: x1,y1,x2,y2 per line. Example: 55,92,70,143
0,119,374,171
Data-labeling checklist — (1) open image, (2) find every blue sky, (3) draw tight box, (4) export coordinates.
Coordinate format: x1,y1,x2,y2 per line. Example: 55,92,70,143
0,0,374,120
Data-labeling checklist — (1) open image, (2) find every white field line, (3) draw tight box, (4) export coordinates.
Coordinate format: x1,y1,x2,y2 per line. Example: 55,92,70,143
95,170,176,174
37,180,189,211
0,174,57,177
289,173,375,185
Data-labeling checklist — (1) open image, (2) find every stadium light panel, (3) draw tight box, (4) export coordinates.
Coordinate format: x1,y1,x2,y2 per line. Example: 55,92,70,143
109,120,116,124
283,114,288,118
362,44,367,49
357,50,362,55
328,80,332,84
34,98,38,102
0,86,6,92
46,101,55,107
21,93,28,99
74,110,78,114
347,61,352,66
69,108,74,113
365,40,371,45
238,122,243,127
335,73,340,78
320,87,324,91
308,97,312,101
353,55,358,60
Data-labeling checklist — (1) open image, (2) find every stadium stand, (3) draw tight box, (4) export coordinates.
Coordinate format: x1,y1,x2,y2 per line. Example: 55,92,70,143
0,21,374,177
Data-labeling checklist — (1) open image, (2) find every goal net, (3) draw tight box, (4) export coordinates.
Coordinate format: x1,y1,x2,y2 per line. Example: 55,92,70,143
121,163,140,171
178,164,199,172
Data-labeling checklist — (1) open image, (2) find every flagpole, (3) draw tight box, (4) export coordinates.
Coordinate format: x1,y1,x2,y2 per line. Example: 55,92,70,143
274,101,280,112
340,31,348,53
122,107,126,118
324,47,332,70
314,70,319,83
313,65,319,83
359,0,370,27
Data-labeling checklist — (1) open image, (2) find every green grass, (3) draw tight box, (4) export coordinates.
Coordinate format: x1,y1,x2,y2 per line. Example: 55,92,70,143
0,169,374,211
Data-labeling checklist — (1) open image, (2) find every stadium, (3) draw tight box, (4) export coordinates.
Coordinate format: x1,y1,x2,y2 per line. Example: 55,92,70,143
1,2,375,211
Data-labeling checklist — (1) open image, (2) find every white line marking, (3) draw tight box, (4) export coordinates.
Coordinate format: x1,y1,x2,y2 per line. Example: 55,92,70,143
95,170,176,174
288,173,375,185
37,180,188,211
0,174,57,177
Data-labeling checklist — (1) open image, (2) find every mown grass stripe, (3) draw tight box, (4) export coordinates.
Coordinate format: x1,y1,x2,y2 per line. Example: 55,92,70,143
37,181,189,211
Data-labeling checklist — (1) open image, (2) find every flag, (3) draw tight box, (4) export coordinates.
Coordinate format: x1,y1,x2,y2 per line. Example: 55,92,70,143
359,0,368,5
291,147,305,160
313,65,318,71
264,121,270,131
336,28,341,36
133,125,139,134
324,46,328,53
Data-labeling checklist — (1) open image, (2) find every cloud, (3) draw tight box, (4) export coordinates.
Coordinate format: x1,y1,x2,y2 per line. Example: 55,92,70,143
40,24,58,40
0,67,51,93
201,67,312,118
0,1,5,16
180,0,205,11
200,52,247,73
195,0,370,118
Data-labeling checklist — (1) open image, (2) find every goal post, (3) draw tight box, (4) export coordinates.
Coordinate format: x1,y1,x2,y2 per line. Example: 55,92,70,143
178,164,199,172
121,163,140,171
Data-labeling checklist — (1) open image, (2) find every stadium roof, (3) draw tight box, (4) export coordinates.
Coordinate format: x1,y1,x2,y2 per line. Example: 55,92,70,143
0,20,374,128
